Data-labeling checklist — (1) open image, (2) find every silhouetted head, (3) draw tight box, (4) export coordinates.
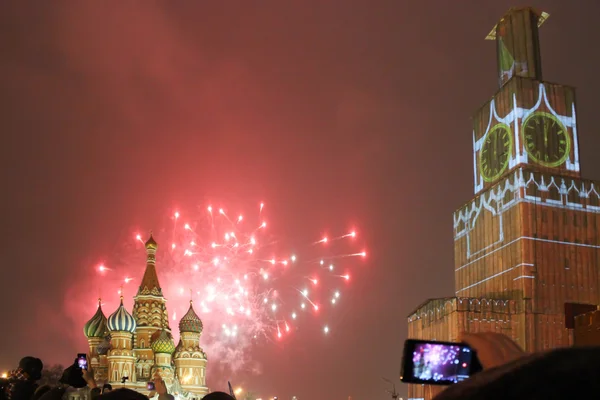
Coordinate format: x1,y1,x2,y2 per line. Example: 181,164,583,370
202,392,236,400
18,357,43,381
97,388,148,400
434,347,600,400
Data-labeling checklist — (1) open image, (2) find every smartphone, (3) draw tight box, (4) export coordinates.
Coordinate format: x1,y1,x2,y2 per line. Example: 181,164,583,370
147,382,155,391
400,339,482,385
76,354,88,370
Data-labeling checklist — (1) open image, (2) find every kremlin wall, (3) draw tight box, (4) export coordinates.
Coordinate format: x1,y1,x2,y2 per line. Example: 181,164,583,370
82,235,209,398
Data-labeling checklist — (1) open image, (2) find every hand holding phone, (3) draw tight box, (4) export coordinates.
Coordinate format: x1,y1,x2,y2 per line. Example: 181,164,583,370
76,354,88,370
400,339,482,385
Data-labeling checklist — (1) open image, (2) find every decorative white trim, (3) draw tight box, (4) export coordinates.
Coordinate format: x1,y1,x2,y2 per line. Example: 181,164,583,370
474,83,580,193
456,263,534,293
456,168,600,263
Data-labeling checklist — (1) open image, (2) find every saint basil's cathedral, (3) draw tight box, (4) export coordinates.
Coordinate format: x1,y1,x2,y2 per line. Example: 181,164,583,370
82,235,209,398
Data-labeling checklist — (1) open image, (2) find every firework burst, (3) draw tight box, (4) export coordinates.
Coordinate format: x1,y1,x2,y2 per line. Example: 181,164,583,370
90,202,367,372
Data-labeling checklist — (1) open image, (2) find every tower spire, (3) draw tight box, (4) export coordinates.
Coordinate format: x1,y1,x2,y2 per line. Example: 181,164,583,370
486,7,550,87
137,232,163,296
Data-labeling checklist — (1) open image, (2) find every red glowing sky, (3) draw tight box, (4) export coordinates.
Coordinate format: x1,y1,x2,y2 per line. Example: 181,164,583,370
1,1,599,399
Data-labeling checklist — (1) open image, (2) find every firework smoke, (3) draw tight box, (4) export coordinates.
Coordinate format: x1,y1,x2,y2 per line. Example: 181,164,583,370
67,202,367,374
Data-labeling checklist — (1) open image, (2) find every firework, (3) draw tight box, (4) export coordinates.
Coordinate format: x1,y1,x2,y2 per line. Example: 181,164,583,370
91,202,367,370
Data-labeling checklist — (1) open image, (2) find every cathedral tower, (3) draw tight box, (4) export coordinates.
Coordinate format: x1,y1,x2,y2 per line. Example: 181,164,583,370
132,234,171,381
150,329,176,385
83,299,108,381
82,234,210,397
107,296,137,383
173,301,208,395
408,7,600,400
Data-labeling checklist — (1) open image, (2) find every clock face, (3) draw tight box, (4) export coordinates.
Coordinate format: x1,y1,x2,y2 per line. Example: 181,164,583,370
522,111,570,167
479,123,512,182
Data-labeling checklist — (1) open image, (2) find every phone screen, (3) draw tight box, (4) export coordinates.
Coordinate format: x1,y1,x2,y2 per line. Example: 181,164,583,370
400,339,481,385
77,354,88,370
147,382,155,391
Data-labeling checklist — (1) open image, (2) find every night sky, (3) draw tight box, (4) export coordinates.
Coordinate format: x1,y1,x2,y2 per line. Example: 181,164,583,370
1,1,599,399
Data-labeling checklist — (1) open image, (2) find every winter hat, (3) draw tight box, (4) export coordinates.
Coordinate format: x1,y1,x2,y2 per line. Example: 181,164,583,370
18,357,43,381
202,392,236,400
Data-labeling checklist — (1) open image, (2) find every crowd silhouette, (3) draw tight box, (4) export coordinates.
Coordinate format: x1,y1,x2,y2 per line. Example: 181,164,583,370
4,332,600,400
0,357,234,400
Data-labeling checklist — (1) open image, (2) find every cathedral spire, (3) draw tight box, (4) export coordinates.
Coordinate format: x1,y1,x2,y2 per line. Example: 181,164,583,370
137,233,163,297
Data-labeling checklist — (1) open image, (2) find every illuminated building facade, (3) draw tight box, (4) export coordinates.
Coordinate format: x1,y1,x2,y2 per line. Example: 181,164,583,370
83,235,209,398
573,307,600,346
407,7,600,400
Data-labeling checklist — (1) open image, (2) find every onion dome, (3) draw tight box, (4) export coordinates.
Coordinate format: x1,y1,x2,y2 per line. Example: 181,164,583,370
97,335,112,355
178,301,203,334
145,233,158,250
107,297,137,333
84,299,108,338
151,329,176,354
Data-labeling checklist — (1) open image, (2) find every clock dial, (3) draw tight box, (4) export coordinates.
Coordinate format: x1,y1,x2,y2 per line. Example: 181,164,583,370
522,111,570,167
479,123,512,182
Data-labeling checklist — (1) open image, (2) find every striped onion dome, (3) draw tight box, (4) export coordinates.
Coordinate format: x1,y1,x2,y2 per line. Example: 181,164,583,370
83,299,108,338
151,329,176,354
178,301,203,334
107,297,137,333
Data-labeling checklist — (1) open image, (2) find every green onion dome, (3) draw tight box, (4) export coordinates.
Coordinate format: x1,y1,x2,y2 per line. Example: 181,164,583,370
84,299,108,338
178,301,203,334
107,297,137,333
151,329,176,354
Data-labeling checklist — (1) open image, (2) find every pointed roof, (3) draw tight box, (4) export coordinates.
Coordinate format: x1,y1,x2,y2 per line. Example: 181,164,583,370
485,7,549,40
137,263,163,296
137,233,163,297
